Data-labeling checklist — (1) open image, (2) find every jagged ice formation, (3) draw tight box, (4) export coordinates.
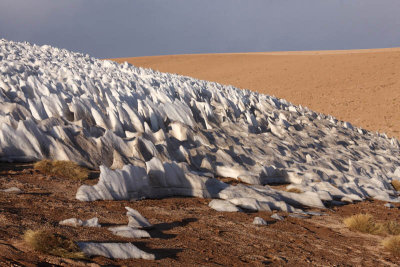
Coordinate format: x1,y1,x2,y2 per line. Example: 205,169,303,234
1,39,400,212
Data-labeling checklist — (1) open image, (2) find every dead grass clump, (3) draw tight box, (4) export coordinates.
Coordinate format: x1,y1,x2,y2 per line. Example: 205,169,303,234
391,180,400,191
382,221,400,236
343,214,383,235
24,229,86,259
382,235,400,256
287,188,303,193
34,160,89,181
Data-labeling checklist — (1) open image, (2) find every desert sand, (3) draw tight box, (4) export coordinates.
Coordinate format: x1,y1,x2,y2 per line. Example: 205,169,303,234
112,47,400,139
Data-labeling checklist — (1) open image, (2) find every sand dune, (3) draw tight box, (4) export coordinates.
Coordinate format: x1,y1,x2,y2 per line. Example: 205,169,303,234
112,48,400,138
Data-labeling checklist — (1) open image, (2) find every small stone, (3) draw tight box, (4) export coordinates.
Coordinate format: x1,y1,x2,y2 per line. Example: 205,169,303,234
271,213,284,221
252,217,268,225
384,203,395,208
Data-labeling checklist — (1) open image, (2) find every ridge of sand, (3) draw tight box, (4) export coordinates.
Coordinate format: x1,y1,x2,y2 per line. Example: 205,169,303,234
111,47,400,138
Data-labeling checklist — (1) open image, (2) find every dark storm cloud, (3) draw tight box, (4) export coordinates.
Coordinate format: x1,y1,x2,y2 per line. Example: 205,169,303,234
0,0,399,58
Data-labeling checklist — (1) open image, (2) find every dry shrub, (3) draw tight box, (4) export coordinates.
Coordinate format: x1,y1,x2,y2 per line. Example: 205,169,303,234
382,235,400,256
345,214,400,236
391,180,400,191
343,214,383,235
34,160,89,181
287,188,302,193
382,221,400,236
24,229,86,259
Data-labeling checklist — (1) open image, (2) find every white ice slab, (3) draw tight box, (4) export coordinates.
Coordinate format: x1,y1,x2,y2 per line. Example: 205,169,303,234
108,226,150,238
208,199,240,212
125,207,152,229
1,187,22,194
77,242,155,260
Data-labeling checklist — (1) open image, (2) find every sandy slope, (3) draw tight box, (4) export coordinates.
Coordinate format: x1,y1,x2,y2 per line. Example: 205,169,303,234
111,48,400,139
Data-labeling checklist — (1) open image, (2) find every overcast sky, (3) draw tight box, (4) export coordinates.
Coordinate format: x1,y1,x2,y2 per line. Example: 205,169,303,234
0,0,399,58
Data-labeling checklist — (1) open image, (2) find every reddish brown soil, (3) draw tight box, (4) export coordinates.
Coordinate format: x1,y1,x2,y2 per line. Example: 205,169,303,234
0,163,399,266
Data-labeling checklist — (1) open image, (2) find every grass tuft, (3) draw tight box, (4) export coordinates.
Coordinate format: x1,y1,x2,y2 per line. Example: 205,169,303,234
343,214,383,235
24,229,86,259
382,221,400,236
34,160,89,181
391,180,400,191
382,235,400,256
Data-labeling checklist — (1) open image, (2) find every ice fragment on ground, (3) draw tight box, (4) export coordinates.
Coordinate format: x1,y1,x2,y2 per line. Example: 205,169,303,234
271,214,285,221
125,207,152,229
59,218,82,227
108,226,150,238
384,203,395,208
77,242,155,260
253,217,268,225
1,187,22,194
59,217,100,227
228,197,271,211
209,199,240,212
82,217,101,227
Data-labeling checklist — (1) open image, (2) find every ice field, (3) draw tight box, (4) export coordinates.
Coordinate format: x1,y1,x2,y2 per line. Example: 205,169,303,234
1,39,400,213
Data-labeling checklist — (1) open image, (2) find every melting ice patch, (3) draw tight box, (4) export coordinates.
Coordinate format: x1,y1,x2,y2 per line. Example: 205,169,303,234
0,39,400,212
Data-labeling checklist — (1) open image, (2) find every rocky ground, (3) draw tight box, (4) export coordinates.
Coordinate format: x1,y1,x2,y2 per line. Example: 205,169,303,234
0,163,399,266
